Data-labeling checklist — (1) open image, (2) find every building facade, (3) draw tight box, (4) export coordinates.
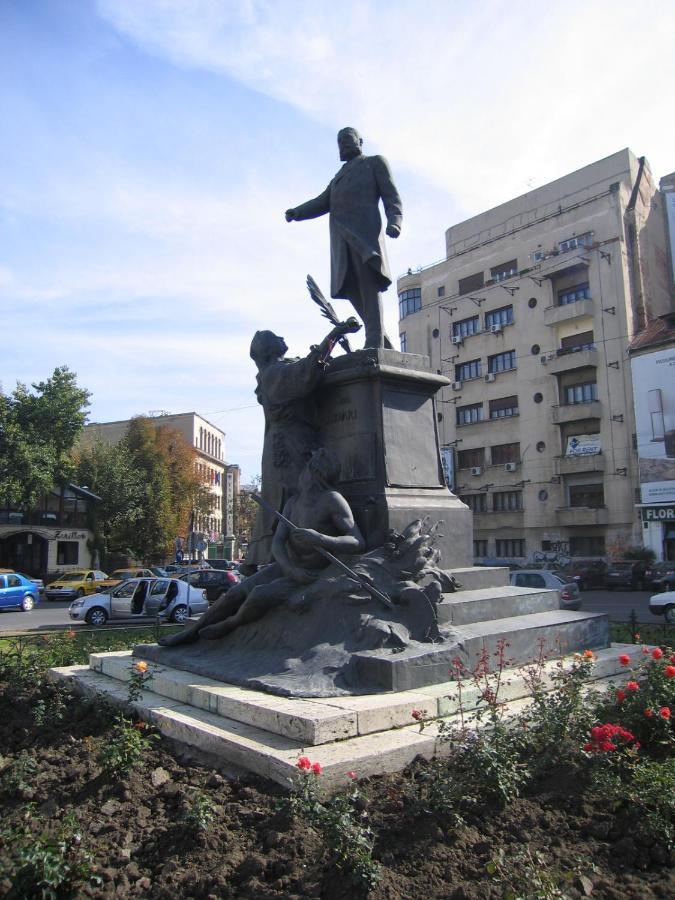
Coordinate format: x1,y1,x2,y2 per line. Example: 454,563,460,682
0,483,100,577
398,149,673,563
83,412,239,558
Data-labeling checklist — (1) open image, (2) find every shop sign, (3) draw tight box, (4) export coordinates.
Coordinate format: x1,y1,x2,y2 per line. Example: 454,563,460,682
642,506,675,522
565,434,601,456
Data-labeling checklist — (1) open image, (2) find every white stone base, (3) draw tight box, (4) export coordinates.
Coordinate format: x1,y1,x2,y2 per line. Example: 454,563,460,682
49,645,633,792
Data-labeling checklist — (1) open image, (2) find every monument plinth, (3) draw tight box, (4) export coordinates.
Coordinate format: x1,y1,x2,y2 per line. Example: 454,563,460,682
318,348,472,568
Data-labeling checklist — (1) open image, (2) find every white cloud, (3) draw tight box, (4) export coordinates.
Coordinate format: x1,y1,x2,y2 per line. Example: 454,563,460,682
97,0,675,212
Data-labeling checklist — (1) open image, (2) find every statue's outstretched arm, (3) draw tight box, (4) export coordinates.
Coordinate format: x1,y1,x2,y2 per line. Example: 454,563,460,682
286,184,331,221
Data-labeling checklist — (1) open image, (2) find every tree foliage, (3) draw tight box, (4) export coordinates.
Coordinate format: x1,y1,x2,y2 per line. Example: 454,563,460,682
234,476,261,546
0,367,90,508
75,417,215,564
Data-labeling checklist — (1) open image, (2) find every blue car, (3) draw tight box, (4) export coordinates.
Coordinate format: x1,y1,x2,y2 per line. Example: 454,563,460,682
0,571,41,612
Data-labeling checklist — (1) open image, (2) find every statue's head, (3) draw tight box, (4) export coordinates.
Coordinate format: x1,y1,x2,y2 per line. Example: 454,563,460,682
249,330,288,366
304,447,341,489
337,127,363,162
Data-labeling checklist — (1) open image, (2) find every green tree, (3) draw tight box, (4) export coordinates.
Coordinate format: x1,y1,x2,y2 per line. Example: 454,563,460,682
234,477,261,547
74,439,146,564
0,366,90,508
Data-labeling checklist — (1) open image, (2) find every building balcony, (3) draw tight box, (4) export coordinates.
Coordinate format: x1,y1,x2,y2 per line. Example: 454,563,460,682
545,346,598,375
555,453,606,476
551,400,602,424
556,506,609,526
544,298,595,328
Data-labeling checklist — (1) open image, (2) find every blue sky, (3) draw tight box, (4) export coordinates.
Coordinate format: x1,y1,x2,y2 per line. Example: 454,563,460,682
2,0,674,481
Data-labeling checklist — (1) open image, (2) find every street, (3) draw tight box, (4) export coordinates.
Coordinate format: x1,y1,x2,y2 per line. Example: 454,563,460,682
0,588,663,634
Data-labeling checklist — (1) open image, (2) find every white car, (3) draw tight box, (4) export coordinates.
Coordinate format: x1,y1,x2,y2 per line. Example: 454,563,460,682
649,589,675,625
69,576,208,626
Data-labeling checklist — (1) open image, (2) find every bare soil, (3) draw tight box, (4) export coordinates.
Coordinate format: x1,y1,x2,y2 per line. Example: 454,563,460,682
0,683,673,899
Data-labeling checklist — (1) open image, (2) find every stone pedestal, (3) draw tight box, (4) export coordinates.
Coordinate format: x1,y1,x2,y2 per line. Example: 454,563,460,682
317,349,472,568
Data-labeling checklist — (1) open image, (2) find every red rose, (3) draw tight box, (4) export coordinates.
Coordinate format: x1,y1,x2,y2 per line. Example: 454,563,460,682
626,681,639,692
618,654,631,666
665,666,675,679
652,647,664,660
347,771,357,780
615,690,626,702
645,708,654,718
296,756,311,770
659,707,671,720
311,762,322,775
411,709,425,721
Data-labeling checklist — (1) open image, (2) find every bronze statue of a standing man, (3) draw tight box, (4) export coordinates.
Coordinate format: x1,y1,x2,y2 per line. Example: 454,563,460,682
285,127,403,350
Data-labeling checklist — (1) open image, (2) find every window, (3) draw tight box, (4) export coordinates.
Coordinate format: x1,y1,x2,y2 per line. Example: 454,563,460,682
399,288,421,319
457,447,485,469
493,491,523,511
400,331,407,352
461,493,487,513
489,396,519,419
558,282,591,306
491,259,518,282
495,538,525,557
559,331,594,353
455,358,482,382
569,536,605,557
569,483,605,508
437,286,445,298
452,316,480,340
458,271,484,295
457,403,484,426
491,442,520,465
488,350,516,374
485,306,514,329
57,541,78,566
474,539,488,557
558,233,592,254
564,381,597,405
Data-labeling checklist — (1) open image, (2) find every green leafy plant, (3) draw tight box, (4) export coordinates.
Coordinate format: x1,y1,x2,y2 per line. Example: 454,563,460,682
287,760,380,895
519,644,598,767
486,846,588,899
96,715,157,777
181,790,216,833
0,808,99,899
1,751,39,797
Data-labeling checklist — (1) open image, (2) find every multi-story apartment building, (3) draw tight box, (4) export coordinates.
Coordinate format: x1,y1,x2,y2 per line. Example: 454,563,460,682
398,149,673,563
83,412,239,557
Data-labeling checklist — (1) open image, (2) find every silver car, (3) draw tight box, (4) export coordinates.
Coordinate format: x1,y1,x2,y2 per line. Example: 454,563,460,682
509,570,582,610
649,589,675,625
68,577,208,627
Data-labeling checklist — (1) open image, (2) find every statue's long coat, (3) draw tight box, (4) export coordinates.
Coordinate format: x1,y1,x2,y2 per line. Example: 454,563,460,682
292,155,403,299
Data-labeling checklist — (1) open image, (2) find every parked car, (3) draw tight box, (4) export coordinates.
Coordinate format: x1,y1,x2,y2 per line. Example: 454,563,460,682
207,559,239,571
649,589,675,625
603,560,647,591
643,562,675,592
45,570,108,601
69,576,208,626
178,567,239,603
95,568,156,593
558,559,607,591
509,570,581,610
0,572,42,612
150,566,168,577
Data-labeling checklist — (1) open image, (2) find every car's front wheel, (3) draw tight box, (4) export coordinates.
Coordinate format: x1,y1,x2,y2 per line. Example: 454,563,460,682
171,604,188,624
665,605,675,626
85,606,108,626
21,594,35,612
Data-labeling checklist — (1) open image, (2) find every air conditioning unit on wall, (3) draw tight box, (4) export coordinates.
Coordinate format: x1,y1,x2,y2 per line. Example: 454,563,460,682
485,373,496,383
452,335,463,345
504,462,518,473
489,323,503,334
452,381,462,390
470,466,482,476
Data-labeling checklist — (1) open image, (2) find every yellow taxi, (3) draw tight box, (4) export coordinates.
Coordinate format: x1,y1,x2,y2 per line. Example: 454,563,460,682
94,567,156,593
45,569,108,601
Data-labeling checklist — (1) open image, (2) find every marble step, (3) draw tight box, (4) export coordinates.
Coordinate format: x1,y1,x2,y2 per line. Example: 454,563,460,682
351,610,610,692
437,585,560,625
82,639,620,746
49,646,632,792
446,566,510,591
